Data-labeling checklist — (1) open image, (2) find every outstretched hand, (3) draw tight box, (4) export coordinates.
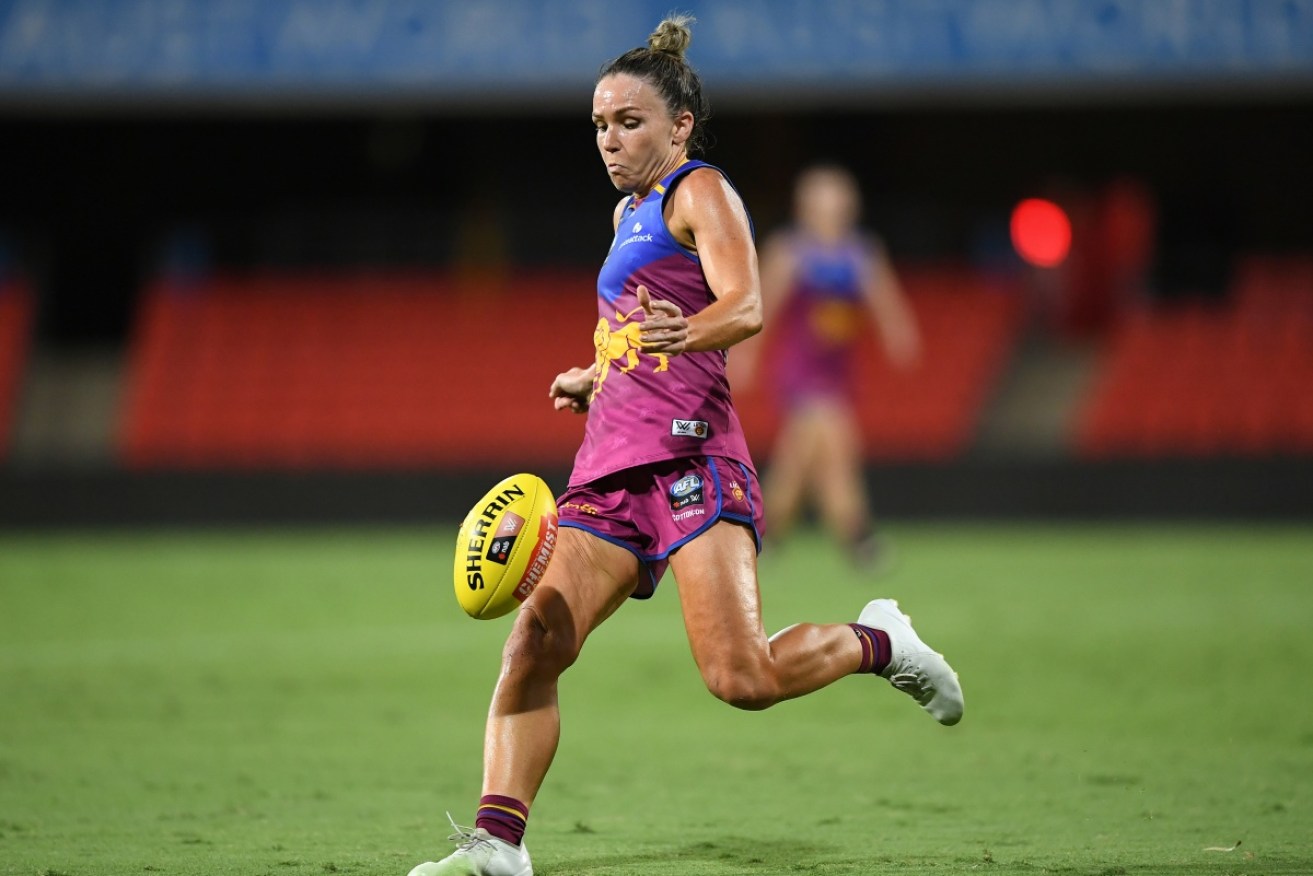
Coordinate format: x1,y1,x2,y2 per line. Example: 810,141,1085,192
637,285,689,355
549,366,594,414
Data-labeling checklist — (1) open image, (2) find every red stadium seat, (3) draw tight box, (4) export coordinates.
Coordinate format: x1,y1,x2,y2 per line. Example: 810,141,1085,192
0,280,34,460
121,272,597,469
120,267,1026,469
1076,254,1313,458
1234,253,1313,320
736,266,1026,462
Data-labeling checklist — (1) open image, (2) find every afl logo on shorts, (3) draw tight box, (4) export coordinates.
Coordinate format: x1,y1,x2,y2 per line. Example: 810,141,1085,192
669,474,704,511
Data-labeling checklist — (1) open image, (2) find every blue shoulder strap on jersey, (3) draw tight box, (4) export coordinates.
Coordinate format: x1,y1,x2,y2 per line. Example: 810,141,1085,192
653,159,710,199
623,160,710,219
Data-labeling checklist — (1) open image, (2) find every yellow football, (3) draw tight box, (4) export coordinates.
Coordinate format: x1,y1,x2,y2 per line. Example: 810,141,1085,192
453,473,558,619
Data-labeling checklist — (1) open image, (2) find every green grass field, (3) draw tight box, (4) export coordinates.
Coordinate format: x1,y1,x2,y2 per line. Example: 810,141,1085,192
2,524,1311,876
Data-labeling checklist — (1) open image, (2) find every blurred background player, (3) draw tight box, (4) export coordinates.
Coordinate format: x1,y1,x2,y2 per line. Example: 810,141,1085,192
734,164,922,568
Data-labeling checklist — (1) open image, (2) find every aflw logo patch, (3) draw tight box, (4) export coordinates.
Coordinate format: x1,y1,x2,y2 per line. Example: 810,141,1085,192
485,511,525,565
671,419,710,439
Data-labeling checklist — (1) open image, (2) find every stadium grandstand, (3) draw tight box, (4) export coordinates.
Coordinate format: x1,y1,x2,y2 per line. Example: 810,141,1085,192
1,0,1310,523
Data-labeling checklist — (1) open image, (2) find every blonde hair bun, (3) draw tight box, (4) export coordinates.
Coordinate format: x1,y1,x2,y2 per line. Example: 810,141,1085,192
648,14,694,58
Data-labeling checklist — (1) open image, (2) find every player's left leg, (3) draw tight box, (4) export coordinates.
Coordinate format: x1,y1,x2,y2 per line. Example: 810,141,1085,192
668,520,962,723
668,521,858,709
810,401,879,564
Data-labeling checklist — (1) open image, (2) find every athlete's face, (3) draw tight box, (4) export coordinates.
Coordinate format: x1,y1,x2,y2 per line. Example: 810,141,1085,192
593,73,692,194
796,169,861,240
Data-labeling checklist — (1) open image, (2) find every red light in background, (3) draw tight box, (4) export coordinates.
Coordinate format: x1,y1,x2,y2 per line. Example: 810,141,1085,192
1011,198,1072,268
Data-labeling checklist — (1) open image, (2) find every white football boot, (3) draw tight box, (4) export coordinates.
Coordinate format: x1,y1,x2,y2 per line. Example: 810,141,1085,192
407,816,533,876
858,598,964,726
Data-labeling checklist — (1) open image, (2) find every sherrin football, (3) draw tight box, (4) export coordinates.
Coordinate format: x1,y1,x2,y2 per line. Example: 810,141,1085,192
454,473,559,619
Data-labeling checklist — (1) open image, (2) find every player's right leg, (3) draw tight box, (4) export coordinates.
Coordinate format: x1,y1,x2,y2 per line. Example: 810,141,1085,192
762,405,825,544
408,527,639,876
481,527,637,803
810,401,881,566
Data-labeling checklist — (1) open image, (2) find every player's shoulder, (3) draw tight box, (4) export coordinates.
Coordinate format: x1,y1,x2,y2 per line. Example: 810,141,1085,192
611,196,630,231
676,163,734,192
670,164,745,214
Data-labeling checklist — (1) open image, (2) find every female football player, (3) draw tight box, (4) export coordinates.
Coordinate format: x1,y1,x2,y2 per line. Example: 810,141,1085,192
408,17,961,876
733,164,922,568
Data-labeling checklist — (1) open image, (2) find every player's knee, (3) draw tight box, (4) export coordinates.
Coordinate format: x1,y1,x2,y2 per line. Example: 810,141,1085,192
502,605,581,680
702,666,781,712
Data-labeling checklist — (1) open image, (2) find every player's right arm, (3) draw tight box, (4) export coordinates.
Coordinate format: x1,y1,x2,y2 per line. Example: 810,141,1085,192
549,198,628,414
549,364,596,413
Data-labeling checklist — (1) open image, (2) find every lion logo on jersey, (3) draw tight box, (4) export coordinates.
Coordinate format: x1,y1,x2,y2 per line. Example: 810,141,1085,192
809,299,861,347
592,307,670,400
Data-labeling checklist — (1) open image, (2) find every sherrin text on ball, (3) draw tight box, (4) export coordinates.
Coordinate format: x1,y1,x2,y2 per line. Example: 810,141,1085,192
454,473,558,620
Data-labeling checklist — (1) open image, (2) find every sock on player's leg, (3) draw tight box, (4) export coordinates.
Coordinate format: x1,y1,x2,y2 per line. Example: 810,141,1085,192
849,623,892,675
475,794,529,846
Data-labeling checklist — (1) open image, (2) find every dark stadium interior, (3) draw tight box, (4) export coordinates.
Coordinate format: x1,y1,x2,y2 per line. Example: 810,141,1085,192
3,100,1310,344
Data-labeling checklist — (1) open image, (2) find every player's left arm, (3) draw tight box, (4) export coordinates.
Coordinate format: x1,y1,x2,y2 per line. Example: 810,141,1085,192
861,236,922,370
640,169,762,355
